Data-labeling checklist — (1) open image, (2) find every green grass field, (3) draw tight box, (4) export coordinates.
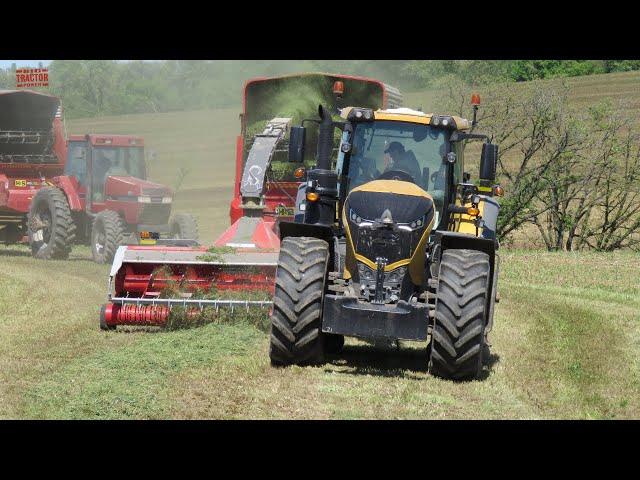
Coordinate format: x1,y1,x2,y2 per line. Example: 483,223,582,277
0,70,639,419
0,246,637,419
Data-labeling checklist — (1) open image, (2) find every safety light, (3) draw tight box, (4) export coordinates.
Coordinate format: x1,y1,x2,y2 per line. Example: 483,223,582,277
95,137,112,145
471,93,481,106
347,108,374,122
333,81,345,96
431,115,457,129
494,185,504,197
294,167,305,179
466,207,480,216
306,192,319,202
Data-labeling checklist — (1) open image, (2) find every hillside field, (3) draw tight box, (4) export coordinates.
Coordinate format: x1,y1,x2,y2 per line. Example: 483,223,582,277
0,70,639,419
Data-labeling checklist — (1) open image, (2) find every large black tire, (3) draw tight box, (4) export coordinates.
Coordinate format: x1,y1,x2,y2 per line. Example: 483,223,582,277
27,187,75,260
428,249,490,381
269,237,330,366
91,210,125,264
169,213,199,241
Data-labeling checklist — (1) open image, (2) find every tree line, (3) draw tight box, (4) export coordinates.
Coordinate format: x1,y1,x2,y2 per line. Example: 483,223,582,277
1,60,639,119
438,79,640,252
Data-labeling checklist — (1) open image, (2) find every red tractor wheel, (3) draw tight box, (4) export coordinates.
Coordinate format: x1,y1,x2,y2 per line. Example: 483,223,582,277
27,187,76,260
169,213,199,241
91,210,125,264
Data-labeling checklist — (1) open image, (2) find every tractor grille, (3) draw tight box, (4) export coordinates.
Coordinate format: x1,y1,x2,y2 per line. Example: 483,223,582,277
139,204,171,225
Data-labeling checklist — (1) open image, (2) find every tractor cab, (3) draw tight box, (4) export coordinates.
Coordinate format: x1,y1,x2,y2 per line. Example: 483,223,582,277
337,107,471,230
65,134,147,204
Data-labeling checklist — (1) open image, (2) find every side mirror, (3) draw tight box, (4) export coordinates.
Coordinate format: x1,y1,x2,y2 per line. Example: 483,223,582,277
289,126,306,163
480,143,498,182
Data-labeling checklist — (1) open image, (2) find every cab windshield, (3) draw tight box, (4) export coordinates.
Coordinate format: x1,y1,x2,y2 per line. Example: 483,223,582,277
348,120,449,220
91,146,145,201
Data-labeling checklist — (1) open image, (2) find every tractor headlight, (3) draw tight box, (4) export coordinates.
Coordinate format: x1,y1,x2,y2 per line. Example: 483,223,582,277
430,115,457,129
349,208,362,224
401,214,427,231
386,266,406,285
347,108,375,122
138,195,151,203
357,263,375,281
161,197,172,204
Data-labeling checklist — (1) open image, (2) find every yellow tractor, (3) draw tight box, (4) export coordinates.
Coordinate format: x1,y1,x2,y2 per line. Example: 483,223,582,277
269,97,501,380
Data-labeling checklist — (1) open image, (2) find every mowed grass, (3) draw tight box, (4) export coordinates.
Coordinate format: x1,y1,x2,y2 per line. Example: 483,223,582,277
0,244,638,419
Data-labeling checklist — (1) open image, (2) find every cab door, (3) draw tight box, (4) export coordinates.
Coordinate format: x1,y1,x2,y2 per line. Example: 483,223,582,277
64,140,90,210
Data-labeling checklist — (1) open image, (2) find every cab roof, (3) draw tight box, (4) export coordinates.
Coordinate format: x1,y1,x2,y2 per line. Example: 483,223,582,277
341,106,472,130
68,134,144,147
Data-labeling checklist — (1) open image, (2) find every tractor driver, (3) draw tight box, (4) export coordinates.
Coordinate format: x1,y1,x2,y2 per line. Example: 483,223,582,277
383,141,422,182
92,150,112,201
105,154,129,177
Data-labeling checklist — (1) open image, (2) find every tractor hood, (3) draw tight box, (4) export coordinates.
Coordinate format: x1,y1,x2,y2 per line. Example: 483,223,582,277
105,176,173,198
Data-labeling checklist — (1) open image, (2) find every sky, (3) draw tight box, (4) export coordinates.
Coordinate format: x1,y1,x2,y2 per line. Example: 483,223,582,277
0,60,51,69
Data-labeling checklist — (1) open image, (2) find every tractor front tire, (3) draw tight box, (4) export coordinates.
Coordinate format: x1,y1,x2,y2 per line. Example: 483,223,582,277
91,210,125,264
428,249,490,381
169,213,199,241
27,187,75,260
269,237,329,366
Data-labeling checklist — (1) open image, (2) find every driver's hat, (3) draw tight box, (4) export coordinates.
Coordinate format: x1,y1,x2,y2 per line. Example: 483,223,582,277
384,141,405,154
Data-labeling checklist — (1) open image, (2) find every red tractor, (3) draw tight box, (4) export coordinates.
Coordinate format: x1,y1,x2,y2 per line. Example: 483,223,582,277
0,89,198,263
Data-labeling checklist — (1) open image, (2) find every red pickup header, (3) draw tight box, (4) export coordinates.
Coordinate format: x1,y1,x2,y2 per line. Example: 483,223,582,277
15,68,49,88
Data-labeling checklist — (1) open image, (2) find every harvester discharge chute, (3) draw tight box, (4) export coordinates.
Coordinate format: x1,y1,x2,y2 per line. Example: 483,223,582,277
100,73,402,329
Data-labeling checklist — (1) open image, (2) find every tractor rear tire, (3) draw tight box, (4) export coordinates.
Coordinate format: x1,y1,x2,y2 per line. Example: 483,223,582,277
269,237,329,366
428,249,490,381
91,210,125,264
169,213,199,241
27,187,76,260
